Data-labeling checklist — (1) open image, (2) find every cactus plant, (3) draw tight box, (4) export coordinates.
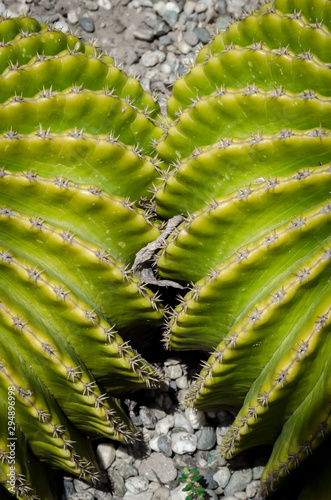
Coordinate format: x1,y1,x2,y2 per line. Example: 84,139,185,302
0,0,330,498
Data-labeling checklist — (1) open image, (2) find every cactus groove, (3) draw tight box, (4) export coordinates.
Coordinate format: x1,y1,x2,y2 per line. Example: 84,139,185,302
0,0,330,498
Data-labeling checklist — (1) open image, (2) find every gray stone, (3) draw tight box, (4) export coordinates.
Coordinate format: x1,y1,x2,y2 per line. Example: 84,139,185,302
201,472,218,490
79,17,95,32
108,468,127,497
133,29,155,41
64,479,75,499
156,414,174,435
154,21,170,37
117,461,139,479
74,479,91,491
98,0,112,8
246,483,257,498
153,1,167,16
140,452,177,483
152,486,170,499
173,453,196,470
85,0,99,10
125,476,149,493
176,375,188,389
206,490,218,500
216,0,227,14
183,30,199,47
169,484,187,499
207,449,227,468
165,363,182,379
68,493,94,500
213,467,231,488
193,27,210,43
171,431,197,454
0,3,5,15
184,408,206,429
96,443,116,470
158,434,172,457
252,465,264,480
184,0,195,16
114,21,126,33
163,9,179,27
116,444,134,463
141,52,158,69
94,490,113,500
196,426,216,450
224,469,253,496
123,492,153,500
195,1,208,13
67,9,79,24
140,406,157,429
234,492,247,499
216,15,231,30
173,413,193,433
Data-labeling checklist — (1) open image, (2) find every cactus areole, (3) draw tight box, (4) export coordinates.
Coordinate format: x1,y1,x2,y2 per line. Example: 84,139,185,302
0,1,330,498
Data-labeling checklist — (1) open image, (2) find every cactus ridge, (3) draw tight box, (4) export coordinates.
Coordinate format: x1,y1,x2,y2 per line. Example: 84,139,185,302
0,89,163,155
197,2,331,64
164,201,331,351
0,169,160,264
0,234,163,394
0,343,99,481
157,164,331,282
168,43,331,119
157,88,331,163
185,244,331,408
0,207,163,333
0,16,43,43
0,131,161,201
0,50,160,115
0,265,137,441
154,129,331,218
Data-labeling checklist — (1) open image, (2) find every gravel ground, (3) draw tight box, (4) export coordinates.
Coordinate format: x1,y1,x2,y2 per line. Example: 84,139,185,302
0,0,302,499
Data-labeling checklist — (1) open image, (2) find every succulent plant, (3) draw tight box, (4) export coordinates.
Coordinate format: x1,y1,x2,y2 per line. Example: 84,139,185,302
0,0,330,498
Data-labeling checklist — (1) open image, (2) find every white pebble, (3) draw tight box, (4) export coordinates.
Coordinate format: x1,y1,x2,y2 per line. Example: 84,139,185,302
149,435,160,452
184,407,206,429
98,0,112,9
176,375,188,389
68,9,79,24
54,20,69,33
156,414,174,435
165,1,180,12
153,1,166,16
184,0,195,15
96,443,116,470
125,476,149,494
171,431,197,454
195,1,208,13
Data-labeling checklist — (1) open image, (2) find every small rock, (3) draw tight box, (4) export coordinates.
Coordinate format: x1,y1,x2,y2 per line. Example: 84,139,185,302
85,0,99,11
150,435,160,452
213,467,231,488
171,431,197,454
195,1,208,13
246,483,257,498
152,486,170,499
174,413,193,433
234,492,247,499
94,491,113,500
79,17,95,32
140,452,177,483
224,470,253,496
156,415,174,435
176,376,188,389
114,21,126,33
108,468,126,497
208,449,226,468
97,443,116,470
134,29,155,42
68,493,94,500
252,465,264,480
185,408,206,429
183,30,199,47
196,427,216,450
67,9,79,24
140,406,157,429
123,492,153,500
169,484,187,500
158,434,172,457
163,9,179,27
141,50,163,67
216,15,231,30
154,21,170,37
201,472,218,490
98,0,112,8
64,479,75,498
184,0,195,16
173,454,196,470
125,476,149,494
216,0,227,14
193,27,210,43
206,490,218,500
116,444,134,463
153,1,166,16
0,3,5,15
74,479,91,492
117,461,139,479
152,408,167,420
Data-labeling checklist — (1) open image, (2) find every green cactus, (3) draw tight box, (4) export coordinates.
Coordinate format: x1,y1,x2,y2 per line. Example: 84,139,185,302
0,0,330,498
